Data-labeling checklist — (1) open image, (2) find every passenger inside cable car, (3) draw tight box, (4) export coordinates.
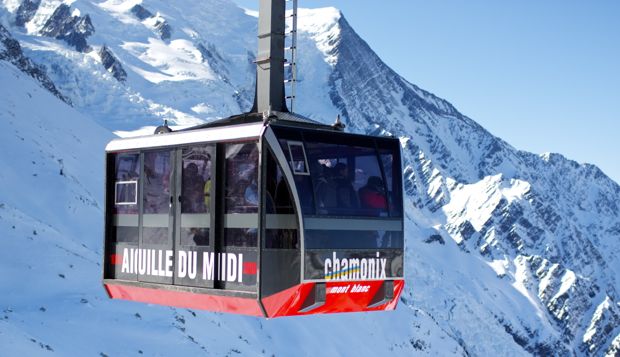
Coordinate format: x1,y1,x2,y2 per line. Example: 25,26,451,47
359,176,387,211
181,148,211,246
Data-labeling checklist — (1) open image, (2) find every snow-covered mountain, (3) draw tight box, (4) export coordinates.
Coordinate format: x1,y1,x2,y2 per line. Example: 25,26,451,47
1,0,619,355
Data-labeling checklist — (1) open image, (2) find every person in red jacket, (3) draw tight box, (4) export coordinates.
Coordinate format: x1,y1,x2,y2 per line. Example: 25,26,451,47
359,176,387,210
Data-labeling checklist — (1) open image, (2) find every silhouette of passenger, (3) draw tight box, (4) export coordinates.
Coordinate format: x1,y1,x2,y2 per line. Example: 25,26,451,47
182,163,205,213
244,175,259,207
315,164,337,209
359,176,387,210
332,163,358,209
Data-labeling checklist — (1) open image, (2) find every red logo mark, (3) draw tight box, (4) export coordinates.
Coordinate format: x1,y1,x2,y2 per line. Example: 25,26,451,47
243,262,257,275
110,254,121,265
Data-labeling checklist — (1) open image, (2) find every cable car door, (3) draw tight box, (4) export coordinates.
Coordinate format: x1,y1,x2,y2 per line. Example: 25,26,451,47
218,142,260,291
138,149,174,284
174,145,215,289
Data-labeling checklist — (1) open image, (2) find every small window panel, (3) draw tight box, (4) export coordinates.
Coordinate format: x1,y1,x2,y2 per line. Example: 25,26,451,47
115,180,138,205
287,141,310,175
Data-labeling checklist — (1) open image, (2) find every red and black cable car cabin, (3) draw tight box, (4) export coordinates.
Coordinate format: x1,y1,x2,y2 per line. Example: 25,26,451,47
103,112,405,317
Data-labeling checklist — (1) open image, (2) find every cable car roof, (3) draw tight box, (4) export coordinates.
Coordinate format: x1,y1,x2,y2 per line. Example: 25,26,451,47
105,111,342,152
179,111,332,131
105,122,265,152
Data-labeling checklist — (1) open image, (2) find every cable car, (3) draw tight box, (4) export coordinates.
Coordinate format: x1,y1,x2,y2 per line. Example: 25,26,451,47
102,0,404,317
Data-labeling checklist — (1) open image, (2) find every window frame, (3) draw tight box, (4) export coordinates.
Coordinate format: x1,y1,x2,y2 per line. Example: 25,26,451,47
287,140,310,176
114,180,138,205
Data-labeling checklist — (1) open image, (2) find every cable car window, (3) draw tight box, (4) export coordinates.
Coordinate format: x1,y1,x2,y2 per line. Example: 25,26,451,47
223,229,258,247
266,148,294,214
304,140,387,217
223,142,259,248
112,153,140,243
305,230,403,249
114,154,140,208
287,141,309,175
180,146,213,246
378,146,403,218
354,155,388,217
265,149,298,249
225,143,259,214
142,150,172,245
116,153,140,180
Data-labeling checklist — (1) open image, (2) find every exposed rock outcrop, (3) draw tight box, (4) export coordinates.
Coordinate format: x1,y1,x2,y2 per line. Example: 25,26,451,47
130,4,153,21
130,4,171,41
0,24,69,104
14,0,41,27
40,4,94,52
98,45,126,82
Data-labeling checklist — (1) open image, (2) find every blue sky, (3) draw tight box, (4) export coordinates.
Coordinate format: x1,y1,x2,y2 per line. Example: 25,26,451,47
234,0,620,183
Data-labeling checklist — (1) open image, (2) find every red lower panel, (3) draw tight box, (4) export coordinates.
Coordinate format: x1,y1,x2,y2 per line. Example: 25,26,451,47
104,283,263,317
262,280,405,318
104,280,404,318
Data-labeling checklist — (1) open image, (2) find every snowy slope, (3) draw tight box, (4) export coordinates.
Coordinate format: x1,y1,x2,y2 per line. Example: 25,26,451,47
1,0,619,356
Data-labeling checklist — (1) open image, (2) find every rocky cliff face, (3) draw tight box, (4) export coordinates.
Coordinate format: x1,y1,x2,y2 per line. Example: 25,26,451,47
14,0,39,27
40,3,94,52
130,4,171,41
0,22,68,103
98,44,125,82
0,0,618,355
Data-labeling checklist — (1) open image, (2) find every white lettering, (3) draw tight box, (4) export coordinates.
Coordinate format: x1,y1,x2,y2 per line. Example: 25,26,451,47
187,251,197,279
157,250,164,277
150,249,158,276
121,248,129,273
368,258,375,279
380,259,387,279
129,248,135,274
178,251,187,278
147,249,152,275
203,252,214,280
220,253,225,281
133,248,138,274
332,252,340,278
323,252,388,281
117,249,252,282
138,249,146,275
350,258,360,280
360,259,368,279
238,254,243,283
351,284,370,293
226,254,237,282
325,258,332,278
165,250,173,277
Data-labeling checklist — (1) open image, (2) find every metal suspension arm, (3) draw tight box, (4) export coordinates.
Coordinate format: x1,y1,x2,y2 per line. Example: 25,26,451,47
253,0,288,114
